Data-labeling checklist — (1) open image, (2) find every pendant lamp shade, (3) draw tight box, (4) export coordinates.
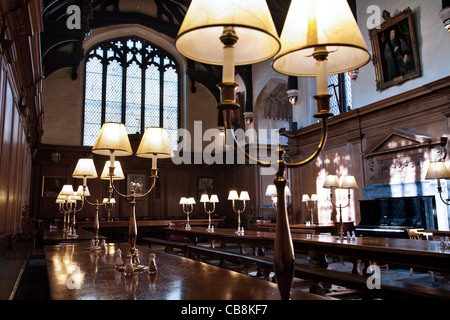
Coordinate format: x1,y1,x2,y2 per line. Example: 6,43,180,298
136,127,174,159
210,194,219,203
175,0,280,66
426,161,450,179
200,194,210,203
60,185,74,196
341,175,358,189
228,190,239,201
100,161,125,180
273,0,371,76
92,122,133,157
265,184,276,196
323,175,340,189
72,158,98,179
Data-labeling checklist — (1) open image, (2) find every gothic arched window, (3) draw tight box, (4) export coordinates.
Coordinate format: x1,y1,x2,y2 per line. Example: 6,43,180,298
83,36,180,149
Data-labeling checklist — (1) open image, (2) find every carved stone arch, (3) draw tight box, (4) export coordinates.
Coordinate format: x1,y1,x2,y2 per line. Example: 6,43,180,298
254,78,292,143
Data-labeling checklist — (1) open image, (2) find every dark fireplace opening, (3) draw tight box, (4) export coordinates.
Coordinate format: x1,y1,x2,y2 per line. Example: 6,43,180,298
356,196,437,238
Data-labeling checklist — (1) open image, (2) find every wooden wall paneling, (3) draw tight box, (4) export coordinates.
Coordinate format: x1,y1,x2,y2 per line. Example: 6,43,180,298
0,79,14,237
6,102,19,235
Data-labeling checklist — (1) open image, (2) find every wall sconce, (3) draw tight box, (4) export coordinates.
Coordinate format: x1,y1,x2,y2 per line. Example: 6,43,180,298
349,68,359,80
425,160,450,205
302,194,318,225
180,197,196,230
200,194,219,232
323,175,358,240
243,112,254,125
439,2,450,33
50,151,61,164
92,123,174,272
228,190,249,234
175,0,370,300
286,76,299,106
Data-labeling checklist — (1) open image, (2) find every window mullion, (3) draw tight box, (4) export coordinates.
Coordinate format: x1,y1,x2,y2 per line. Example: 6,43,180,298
159,65,164,127
101,55,107,125
121,58,127,124
141,64,146,132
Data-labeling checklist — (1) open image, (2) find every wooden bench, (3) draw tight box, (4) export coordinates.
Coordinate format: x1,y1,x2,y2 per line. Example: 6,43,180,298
184,241,450,300
0,239,35,300
144,237,190,255
143,237,450,300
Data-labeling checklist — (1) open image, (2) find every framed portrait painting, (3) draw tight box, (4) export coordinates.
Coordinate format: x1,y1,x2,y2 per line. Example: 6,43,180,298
42,176,68,197
127,174,145,197
197,177,214,200
368,8,421,91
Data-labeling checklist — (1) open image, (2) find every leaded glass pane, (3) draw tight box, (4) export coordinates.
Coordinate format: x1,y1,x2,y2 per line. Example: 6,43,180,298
344,72,352,111
327,74,340,116
145,64,160,128
164,67,178,151
84,57,103,145
125,61,142,134
105,60,122,123
83,36,180,150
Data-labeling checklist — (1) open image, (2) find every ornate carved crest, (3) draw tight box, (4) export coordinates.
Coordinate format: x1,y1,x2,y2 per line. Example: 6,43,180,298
362,128,447,183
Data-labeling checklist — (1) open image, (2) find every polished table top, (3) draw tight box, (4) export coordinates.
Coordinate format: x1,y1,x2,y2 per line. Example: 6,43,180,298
43,228,106,244
77,218,224,228
164,227,450,273
44,242,333,300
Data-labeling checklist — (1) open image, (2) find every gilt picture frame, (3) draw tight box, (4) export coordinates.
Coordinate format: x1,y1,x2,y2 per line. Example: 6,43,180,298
368,8,421,92
42,176,68,197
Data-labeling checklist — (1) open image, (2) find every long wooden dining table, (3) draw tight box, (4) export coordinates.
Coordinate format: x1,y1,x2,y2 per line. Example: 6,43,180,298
162,227,450,275
43,242,334,300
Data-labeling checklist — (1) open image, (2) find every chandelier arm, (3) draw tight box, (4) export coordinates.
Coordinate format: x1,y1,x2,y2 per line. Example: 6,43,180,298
438,190,450,205
135,174,157,199
285,118,328,168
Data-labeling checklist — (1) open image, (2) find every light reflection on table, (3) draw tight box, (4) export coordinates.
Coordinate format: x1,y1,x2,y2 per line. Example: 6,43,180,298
44,242,333,300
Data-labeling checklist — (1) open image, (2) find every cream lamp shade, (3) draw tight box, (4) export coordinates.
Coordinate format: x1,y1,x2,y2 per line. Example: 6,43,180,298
200,194,210,203
228,190,239,201
69,194,82,202
179,197,188,205
239,191,250,201
101,161,125,180
136,127,174,159
60,185,74,196
187,197,196,205
341,175,358,189
102,198,116,204
273,0,371,77
175,0,280,66
285,186,292,197
425,161,450,179
210,194,219,203
323,175,340,189
265,184,276,196
76,185,90,197
55,199,65,204
136,127,174,170
72,158,98,180
92,122,133,157
302,194,310,202
311,194,318,201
